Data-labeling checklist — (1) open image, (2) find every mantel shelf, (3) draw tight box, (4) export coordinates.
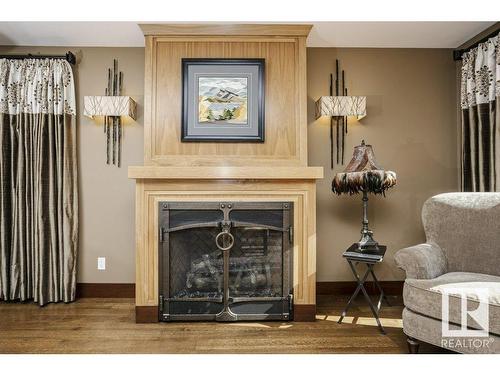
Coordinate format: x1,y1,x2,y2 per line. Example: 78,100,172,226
128,166,324,180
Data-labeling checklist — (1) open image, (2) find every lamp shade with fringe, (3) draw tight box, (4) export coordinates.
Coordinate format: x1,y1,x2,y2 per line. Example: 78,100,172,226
332,140,397,195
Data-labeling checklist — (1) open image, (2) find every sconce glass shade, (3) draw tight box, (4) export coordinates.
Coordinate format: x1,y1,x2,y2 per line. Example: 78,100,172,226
315,96,366,120
83,96,137,120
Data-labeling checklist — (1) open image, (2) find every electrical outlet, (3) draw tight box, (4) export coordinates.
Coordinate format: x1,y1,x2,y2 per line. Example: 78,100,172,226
97,257,106,270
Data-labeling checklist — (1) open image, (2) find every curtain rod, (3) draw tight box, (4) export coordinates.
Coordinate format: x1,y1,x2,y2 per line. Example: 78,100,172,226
453,27,500,61
0,51,76,65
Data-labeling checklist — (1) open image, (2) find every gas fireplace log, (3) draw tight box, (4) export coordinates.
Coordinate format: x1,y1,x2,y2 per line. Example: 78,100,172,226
187,273,268,291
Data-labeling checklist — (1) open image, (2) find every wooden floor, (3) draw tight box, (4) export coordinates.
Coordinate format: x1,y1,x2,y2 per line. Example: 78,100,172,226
0,295,447,354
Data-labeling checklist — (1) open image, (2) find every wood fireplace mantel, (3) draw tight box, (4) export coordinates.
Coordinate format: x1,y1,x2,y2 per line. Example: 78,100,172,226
128,166,323,180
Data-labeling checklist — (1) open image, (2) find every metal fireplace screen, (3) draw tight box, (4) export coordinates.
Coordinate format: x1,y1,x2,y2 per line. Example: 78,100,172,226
158,201,293,321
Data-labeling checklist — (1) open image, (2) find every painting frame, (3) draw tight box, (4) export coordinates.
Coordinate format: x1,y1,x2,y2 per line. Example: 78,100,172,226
181,58,265,142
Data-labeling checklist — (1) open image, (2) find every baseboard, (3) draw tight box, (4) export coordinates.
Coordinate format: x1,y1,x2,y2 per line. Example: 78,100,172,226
293,304,316,322
76,283,135,298
76,281,403,300
136,306,159,323
316,281,404,296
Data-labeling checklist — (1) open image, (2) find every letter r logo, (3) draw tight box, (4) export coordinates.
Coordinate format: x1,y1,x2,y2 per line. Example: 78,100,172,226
441,287,489,337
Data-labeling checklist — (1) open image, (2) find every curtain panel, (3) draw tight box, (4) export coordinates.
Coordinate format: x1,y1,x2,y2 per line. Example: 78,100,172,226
460,32,500,192
0,58,78,305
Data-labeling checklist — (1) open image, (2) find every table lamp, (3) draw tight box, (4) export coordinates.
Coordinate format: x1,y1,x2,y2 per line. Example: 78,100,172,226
332,140,397,252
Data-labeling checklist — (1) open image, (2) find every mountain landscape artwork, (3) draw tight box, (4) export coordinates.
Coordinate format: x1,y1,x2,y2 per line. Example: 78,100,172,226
182,59,263,141
198,77,248,125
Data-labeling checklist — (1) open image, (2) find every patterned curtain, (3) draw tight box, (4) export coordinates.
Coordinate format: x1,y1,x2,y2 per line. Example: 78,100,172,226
460,32,500,192
0,58,78,305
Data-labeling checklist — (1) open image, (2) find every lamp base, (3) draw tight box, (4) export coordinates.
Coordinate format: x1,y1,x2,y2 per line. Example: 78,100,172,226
357,190,380,253
358,229,380,253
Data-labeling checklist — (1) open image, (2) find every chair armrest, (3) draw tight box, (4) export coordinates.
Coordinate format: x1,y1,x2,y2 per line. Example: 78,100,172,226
394,243,447,279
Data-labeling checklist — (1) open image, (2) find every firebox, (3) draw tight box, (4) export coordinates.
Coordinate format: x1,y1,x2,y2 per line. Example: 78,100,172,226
158,201,293,321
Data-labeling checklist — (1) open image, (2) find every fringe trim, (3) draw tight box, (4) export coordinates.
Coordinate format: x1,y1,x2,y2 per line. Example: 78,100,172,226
332,170,397,195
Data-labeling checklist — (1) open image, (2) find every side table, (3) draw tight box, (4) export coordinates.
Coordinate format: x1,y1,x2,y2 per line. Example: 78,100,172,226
337,243,390,334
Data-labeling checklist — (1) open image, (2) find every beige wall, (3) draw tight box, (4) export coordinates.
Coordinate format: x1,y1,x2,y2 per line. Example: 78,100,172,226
307,48,459,281
0,45,458,283
0,46,145,283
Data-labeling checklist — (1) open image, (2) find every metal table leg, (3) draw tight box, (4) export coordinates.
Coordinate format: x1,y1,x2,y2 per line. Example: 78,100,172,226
359,264,386,334
338,260,387,334
337,260,371,323
370,267,391,307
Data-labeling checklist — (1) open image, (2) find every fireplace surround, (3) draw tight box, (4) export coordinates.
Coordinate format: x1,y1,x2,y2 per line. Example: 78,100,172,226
159,201,293,321
129,24,322,323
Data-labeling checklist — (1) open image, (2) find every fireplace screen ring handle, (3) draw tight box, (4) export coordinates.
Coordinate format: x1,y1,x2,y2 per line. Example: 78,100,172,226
215,230,234,251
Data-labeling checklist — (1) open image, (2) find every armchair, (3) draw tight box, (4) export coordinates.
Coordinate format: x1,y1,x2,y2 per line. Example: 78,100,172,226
394,193,500,354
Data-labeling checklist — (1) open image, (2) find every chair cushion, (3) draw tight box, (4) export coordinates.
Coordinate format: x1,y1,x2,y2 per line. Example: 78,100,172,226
404,272,500,335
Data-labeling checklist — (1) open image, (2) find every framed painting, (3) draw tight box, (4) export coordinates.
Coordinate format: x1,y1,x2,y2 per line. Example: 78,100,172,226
181,58,265,142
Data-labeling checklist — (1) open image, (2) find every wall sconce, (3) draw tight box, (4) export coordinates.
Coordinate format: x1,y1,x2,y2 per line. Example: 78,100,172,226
314,59,367,168
83,59,136,168
84,95,137,167
315,95,366,168
315,95,366,120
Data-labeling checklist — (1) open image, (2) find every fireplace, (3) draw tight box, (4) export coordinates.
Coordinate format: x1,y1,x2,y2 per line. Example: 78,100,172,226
130,24,322,323
158,201,293,321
